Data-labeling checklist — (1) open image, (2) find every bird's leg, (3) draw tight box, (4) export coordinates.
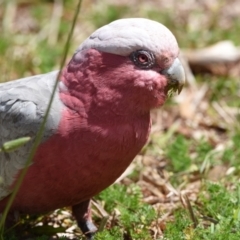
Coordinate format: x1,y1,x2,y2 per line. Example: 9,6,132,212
72,199,97,240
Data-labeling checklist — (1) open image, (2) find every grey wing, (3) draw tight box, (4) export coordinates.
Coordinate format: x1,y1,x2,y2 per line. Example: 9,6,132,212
0,70,64,199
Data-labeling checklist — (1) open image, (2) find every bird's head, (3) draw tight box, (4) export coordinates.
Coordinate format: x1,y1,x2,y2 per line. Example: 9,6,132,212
62,18,185,114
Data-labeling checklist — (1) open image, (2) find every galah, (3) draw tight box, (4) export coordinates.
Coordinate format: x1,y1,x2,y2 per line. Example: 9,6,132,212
0,18,185,239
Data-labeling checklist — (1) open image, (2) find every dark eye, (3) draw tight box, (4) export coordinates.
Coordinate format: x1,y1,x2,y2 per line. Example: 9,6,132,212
130,50,155,69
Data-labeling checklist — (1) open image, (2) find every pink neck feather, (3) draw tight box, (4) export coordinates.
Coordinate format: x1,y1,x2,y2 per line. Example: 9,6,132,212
60,49,168,120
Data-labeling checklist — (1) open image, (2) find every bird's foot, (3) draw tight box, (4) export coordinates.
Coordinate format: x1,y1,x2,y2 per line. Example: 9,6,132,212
77,219,97,240
72,199,97,240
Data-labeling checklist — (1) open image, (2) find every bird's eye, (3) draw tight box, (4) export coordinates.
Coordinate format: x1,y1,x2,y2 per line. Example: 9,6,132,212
138,54,148,63
130,50,155,69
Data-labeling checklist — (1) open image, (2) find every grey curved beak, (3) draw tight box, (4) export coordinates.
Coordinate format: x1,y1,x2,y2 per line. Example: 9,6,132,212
161,58,185,94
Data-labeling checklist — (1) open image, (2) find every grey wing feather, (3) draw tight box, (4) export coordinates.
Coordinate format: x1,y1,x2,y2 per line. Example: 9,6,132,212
0,70,64,199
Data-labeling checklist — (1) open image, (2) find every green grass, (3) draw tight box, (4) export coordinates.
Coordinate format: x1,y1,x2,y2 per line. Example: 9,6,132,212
164,182,240,240
95,184,156,239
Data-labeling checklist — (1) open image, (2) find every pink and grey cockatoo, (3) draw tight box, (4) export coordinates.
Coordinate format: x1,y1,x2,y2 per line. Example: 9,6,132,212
0,18,185,239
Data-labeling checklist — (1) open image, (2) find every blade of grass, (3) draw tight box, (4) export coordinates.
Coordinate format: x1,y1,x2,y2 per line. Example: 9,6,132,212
182,193,198,228
0,0,83,238
2,0,17,34
48,0,63,46
0,137,31,153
